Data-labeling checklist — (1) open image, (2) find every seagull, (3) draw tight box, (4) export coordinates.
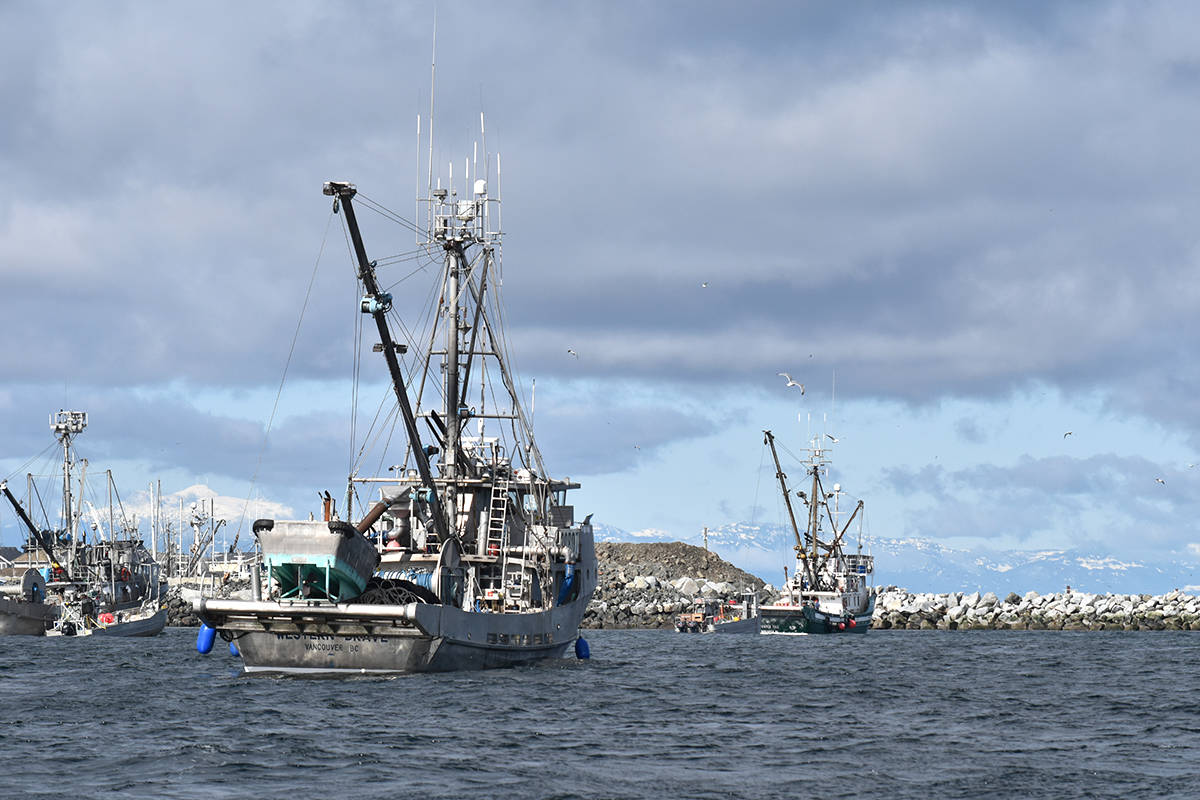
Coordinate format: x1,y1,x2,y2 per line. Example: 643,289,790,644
1063,431,1073,438
777,372,805,394
1189,464,1196,469
567,349,578,359
1155,477,1166,485
826,434,840,444
700,281,709,288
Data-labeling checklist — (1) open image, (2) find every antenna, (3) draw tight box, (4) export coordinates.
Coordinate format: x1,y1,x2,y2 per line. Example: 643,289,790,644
415,113,421,244
426,10,437,234
480,111,489,233
496,152,502,245
831,368,836,429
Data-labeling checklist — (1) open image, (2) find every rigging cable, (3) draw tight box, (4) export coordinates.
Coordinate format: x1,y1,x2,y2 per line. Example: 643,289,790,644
234,208,337,541
750,439,767,530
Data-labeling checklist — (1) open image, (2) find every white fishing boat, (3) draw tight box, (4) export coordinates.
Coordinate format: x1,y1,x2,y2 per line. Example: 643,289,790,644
195,112,596,673
1,411,166,637
757,430,875,635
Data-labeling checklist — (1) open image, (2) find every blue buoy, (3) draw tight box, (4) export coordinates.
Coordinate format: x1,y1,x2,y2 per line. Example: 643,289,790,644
196,623,216,654
574,636,590,660
229,641,240,657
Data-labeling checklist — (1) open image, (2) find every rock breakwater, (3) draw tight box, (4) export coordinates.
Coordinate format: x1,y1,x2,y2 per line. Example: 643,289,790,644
164,580,251,627
582,542,767,629
874,587,1200,630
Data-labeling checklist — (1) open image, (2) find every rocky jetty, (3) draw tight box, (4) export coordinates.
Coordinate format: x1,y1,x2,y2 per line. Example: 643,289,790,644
164,579,251,627
873,587,1200,630
582,542,768,629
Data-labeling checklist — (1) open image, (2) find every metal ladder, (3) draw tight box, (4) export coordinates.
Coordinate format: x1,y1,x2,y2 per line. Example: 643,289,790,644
485,479,509,557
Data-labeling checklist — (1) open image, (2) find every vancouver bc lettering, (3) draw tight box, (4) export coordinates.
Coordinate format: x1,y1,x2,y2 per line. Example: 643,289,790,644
274,633,389,643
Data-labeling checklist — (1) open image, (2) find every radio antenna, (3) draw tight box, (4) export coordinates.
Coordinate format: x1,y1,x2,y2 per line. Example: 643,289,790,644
425,9,437,233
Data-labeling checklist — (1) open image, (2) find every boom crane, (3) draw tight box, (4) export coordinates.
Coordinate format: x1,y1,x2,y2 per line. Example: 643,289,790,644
763,430,817,588
1,481,71,580
323,181,449,544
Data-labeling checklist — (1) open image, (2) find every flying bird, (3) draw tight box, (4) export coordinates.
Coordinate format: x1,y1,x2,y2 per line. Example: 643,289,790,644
777,372,805,394
826,434,840,444
700,281,709,288
1063,431,1073,438
1155,477,1166,485
567,349,578,359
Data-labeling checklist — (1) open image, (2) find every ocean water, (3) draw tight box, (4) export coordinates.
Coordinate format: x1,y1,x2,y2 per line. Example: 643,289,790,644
1,628,1198,799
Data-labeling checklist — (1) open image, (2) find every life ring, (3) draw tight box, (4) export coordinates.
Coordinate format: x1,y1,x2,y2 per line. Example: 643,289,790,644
119,567,131,582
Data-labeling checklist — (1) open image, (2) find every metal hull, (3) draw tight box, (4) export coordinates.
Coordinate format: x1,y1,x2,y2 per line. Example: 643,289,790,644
46,607,167,638
0,597,56,636
711,616,760,634
759,598,874,636
199,596,590,674
88,608,167,637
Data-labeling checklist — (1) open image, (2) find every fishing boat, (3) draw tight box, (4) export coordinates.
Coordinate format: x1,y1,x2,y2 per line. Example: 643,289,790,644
674,591,759,634
194,123,597,673
0,568,56,635
0,411,166,637
757,430,875,635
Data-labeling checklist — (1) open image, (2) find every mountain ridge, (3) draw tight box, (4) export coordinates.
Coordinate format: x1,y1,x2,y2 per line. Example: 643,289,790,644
591,521,1200,595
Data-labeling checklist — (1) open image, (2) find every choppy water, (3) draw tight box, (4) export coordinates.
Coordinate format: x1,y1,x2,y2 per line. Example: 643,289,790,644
1,628,1198,799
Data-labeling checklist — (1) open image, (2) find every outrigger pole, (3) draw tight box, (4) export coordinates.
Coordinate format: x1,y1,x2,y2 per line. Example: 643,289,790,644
323,180,450,544
763,430,817,587
1,480,70,579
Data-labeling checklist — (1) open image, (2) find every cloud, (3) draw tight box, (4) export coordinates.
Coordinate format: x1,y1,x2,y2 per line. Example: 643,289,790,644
6,3,1200,569
883,453,1200,555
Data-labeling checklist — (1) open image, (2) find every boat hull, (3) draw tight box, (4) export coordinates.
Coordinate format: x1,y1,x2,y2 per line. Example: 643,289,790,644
198,596,589,674
759,598,874,636
0,597,56,636
46,607,167,638
711,616,760,634
88,607,168,637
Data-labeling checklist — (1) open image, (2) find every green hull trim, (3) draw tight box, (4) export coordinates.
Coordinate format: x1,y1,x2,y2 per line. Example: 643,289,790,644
759,599,874,635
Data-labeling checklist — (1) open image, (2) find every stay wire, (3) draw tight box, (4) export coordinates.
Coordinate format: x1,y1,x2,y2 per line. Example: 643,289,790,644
2,441,59,486
235,208,336,541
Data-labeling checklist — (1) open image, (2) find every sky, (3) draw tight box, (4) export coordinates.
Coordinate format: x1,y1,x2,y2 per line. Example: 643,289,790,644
3,2,1200,576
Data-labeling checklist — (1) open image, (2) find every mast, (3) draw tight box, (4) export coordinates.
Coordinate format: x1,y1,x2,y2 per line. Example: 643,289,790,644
444,243,462,480
763,429,817,586
323,181,450,543
806,460,821,580
51,411,87,569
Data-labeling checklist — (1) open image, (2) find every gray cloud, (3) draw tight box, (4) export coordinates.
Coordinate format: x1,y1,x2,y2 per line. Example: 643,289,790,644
884,453,1198,555
5,3,1200,551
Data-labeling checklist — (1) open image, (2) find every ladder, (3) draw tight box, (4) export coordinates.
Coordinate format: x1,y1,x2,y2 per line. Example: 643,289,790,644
485,479,509,557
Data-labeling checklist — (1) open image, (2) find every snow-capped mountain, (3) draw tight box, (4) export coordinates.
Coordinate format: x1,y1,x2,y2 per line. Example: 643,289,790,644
590,521,1200,595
